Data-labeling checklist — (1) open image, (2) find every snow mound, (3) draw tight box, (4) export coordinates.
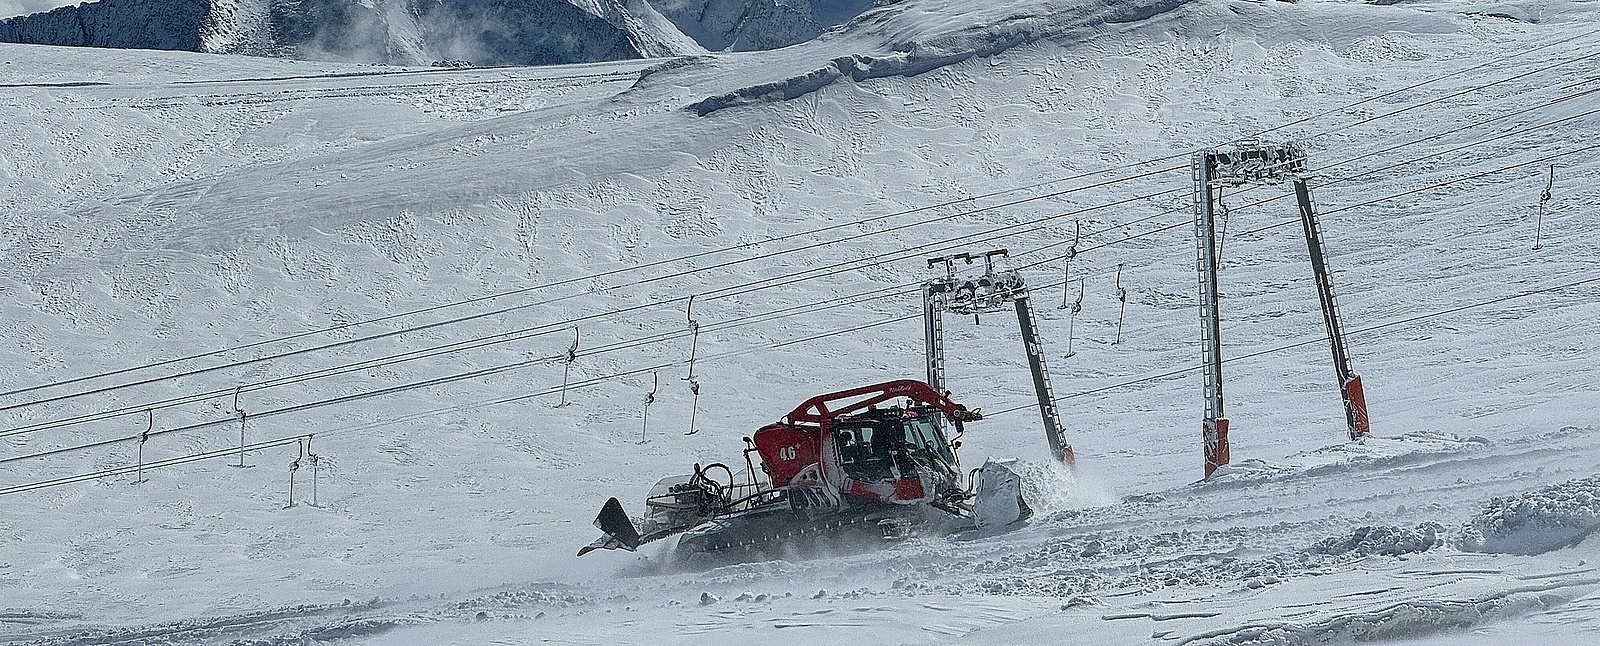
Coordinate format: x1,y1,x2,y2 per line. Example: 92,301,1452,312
1305,524,1443,558
1458,476,1600,556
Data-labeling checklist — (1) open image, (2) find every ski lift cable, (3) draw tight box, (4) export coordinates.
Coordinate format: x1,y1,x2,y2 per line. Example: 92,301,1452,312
0,231,1339,476
14,191,1130,441
1189,83,1600,223
5,188,1195,443
1,253,1123,467
1318,85,1600,175
996,144,1600,376
1192,76,1600,205
8,68,1583,422
1023,136,1600,285
1,181,1579,473
1255,94,1600,211
984,272,1600,418
6,90,1590,440
8,37,1586,408
3,65,1590,444
10,268,1598,499
0,170,1185,418
0,257,1130,467
0,268,949,453
998,151,1600,416
1223,140,1600,242
1016,99,1600,270
1313,106,1600,191
1,201,1172,442
1121,124,1594,255
1297,48,1600,145
0,325,572,439
0,277,923,443
5,117,1582,443
1011,85,1600,265
0,314,924,496
697,186,1190,301
0,163,1184,407
0,164,1186,414
1250,26,1600,139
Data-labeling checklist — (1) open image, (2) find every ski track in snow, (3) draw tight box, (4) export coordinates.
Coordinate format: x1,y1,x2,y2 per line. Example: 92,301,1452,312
2,0,1600,643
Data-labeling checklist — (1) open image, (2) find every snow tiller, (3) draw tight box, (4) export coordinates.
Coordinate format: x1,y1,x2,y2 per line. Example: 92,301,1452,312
578,379,1031,559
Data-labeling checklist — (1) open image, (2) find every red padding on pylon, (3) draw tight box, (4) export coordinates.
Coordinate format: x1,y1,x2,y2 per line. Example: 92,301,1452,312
1343,375,1370,439
1060,445,1077,469
1203,418,1230,479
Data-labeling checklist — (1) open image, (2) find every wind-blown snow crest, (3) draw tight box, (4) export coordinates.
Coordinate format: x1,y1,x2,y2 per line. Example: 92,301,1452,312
685,0,1192,115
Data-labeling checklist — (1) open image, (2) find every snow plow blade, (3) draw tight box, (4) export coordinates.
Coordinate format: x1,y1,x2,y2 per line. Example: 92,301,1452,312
577,497,641,556
973,459,1033,529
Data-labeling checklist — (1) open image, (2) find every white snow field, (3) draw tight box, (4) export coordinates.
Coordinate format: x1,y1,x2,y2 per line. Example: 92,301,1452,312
2,0,1599,643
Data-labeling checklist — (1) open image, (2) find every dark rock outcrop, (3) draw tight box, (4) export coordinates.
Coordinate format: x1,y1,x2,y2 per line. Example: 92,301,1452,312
0,0,209,52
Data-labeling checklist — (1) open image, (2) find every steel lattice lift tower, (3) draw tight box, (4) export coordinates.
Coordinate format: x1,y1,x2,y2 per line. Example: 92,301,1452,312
923,249,1076,467
1193,141,1370,478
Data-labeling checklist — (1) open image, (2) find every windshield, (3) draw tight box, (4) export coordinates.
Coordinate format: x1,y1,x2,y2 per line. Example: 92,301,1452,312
833,411,955,482
903,417,956,466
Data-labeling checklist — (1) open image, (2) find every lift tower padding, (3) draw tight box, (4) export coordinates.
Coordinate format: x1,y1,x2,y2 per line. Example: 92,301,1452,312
1192,142,1370,479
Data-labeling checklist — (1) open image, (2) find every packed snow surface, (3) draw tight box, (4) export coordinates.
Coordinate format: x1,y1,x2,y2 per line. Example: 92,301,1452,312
1,0,1599,644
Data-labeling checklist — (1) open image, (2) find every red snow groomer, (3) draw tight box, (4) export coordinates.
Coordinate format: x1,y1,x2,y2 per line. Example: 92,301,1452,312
579,379,1031,559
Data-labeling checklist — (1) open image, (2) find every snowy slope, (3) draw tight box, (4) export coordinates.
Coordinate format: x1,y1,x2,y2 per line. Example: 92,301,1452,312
2,0,1599,643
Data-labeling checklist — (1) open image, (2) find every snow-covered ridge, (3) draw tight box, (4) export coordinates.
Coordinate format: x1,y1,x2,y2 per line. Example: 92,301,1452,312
0,0,882,64
0,0,209,52
0,0,708,65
